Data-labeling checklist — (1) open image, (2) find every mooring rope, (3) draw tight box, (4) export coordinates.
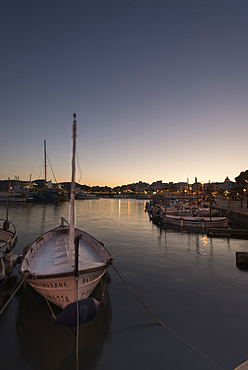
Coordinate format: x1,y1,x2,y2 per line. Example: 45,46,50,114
34,274,57,320
0,276,27,315
112,264,224,370
112,265,164,326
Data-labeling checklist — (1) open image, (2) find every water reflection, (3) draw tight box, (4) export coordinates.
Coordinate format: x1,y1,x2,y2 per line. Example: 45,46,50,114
16,277,112,370
153,222,237,271
1,200,248,369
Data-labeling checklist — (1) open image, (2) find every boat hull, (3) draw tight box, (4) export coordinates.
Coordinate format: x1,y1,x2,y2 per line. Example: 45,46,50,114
0,219,17,254
20,221,113,309
163,215,228,229
26,269,106,308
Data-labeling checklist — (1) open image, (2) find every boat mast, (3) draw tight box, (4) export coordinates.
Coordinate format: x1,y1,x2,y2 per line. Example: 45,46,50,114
195,177,199,208
4,178,10,230
44,140,47,188
69,113,77,263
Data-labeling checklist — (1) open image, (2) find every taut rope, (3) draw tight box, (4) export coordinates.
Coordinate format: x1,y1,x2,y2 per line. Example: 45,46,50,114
112,264,224,370
0,275,27,315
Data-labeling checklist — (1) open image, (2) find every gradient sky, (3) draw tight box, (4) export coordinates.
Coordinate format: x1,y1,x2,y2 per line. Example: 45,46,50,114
1,0,248,187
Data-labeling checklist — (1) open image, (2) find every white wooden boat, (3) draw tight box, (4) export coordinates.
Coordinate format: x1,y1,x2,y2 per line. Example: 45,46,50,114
163,214,228,229
20,114,113,309
0,219,17,254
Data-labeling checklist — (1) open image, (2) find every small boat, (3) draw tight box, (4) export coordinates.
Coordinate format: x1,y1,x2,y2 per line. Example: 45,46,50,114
76,191,99,200
163,214,228,229
20,114,113,309
0,180,18,255
0,181,18,280
0,190,26,202
0,219,17,255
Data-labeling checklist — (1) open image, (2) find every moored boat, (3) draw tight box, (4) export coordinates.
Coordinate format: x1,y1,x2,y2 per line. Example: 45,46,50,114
0,218,17,255
20,114,113,309
163,214,228,229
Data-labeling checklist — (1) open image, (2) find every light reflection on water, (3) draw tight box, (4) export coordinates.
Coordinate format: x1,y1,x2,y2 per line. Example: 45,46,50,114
0,199,248,369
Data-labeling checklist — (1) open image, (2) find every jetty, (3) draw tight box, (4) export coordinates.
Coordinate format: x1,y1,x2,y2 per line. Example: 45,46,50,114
213,199,248,228
205,199,248,238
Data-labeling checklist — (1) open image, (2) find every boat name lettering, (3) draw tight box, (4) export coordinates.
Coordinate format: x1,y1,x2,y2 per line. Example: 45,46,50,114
45,294,70,303
41,281,68,288
81,288,93,298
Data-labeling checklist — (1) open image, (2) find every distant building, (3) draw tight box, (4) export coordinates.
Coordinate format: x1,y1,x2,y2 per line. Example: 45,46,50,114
134,181,149,192
150,180,163,191
220,176,235,191
174,182,188,193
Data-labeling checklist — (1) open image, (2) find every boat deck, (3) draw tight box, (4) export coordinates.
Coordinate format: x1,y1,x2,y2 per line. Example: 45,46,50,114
28,233,105,276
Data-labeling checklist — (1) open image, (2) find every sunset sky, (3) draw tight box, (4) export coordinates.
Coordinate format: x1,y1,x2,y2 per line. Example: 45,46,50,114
1,0,248,187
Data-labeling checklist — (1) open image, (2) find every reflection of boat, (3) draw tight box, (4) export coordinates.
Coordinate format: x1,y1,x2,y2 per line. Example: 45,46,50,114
20,114,113,309
16,277,111,370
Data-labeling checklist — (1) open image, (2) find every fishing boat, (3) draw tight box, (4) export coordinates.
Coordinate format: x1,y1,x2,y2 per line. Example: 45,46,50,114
0,219,17,255
0,179,18,255
20,114,113,309
0,180,18,280
162,214,228,229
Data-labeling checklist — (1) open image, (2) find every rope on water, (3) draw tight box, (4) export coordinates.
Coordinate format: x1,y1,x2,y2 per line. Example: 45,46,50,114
112,264,224,370
112,265,164,327
0,276,27,315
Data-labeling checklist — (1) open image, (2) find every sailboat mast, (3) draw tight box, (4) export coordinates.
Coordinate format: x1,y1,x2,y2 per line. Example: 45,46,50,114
44,140,47,188
69,113,77,263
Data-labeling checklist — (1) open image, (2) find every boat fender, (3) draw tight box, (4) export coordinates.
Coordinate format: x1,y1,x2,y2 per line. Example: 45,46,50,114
17,255,23,264
56,297,103,327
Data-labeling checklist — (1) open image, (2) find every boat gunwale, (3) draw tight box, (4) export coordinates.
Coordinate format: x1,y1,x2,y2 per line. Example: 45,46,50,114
164,215,228,222
19,222,113,278
20,263,110,280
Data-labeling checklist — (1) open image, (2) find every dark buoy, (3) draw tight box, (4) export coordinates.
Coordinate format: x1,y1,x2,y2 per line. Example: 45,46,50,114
56,297,103,327
236,252,248,269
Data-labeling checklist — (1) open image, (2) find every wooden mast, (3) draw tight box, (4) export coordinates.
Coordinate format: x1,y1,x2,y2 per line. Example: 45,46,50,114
69,114,77,263
44,140,47,188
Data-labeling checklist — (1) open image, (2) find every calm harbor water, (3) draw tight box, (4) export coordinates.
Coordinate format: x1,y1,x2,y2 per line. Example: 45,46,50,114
1,198,248,370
